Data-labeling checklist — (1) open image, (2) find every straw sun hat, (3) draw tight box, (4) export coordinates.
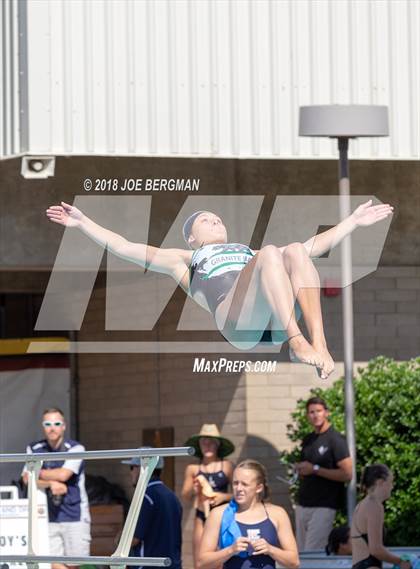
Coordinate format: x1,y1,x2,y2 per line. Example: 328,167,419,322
185,424,235,459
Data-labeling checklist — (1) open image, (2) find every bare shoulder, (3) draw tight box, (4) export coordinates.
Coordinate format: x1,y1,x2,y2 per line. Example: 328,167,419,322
223,460,235,473
185,463,200,476
160,247,193,269
366,498,384,517
265,503,291,523
176,248,194,264
167,249,194,290
208,502,230,522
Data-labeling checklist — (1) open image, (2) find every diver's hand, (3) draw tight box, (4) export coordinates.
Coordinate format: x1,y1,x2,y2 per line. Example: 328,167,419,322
352,200,393,227
46,201,84,228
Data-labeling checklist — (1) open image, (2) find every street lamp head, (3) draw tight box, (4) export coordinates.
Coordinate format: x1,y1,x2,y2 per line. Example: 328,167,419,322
299,105,389,138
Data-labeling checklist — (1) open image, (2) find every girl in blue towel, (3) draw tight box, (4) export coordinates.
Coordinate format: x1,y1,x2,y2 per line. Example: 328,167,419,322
197,459,299,569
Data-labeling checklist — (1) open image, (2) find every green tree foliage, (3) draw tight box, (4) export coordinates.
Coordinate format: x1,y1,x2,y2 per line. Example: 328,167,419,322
281,357,420,546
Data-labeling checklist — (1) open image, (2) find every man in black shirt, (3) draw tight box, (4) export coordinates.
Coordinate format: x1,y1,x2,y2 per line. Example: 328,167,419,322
295,397,352,551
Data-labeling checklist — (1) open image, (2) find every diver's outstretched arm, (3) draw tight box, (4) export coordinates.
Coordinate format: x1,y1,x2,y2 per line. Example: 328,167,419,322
46,201,191,275
303,199,393,258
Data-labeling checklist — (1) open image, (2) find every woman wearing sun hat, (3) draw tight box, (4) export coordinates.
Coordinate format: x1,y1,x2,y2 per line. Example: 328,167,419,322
182,424,235,569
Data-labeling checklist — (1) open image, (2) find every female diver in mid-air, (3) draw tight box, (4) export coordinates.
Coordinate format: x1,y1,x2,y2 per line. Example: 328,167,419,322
46,199,392,378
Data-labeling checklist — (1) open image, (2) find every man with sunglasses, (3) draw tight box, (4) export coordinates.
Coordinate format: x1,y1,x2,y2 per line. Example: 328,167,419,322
22,407,91,569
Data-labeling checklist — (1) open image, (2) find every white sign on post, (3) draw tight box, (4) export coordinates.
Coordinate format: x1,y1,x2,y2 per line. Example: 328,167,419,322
0,486,50,569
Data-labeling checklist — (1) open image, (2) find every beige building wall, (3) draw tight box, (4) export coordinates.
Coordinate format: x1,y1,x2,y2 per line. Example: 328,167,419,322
1,157,419,269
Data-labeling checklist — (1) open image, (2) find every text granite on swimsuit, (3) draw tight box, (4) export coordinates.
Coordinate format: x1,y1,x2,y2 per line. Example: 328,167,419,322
210,254,250,265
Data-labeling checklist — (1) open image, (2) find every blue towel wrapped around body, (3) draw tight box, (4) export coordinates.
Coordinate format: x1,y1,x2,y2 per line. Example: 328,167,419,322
219,499,247,558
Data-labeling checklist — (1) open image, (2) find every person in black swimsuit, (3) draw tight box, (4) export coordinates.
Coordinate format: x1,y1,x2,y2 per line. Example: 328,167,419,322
198,459,299,569
46,200,393,378
351,464,411,569
182,424,235,569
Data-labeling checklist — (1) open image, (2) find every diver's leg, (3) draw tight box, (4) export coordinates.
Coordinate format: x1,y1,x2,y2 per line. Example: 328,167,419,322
216,246,324,370
282,242,334,378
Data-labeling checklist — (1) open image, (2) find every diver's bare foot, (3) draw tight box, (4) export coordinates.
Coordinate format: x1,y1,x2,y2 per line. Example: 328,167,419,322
313,342,335,379
288,334,324,371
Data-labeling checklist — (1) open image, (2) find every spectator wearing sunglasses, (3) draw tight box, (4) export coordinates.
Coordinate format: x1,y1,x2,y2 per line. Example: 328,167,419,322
22,407,91,569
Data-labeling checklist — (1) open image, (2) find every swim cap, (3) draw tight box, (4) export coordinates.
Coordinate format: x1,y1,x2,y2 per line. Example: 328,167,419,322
182,211,207,244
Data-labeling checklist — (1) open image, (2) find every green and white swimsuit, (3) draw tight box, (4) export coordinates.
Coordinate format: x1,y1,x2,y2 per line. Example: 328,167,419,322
189,243,254,314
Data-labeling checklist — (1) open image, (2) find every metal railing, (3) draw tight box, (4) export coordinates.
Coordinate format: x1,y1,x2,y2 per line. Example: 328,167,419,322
0,446,194,568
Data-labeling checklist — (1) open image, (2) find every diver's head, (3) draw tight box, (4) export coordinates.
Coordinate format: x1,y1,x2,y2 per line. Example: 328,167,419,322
182,211,227,249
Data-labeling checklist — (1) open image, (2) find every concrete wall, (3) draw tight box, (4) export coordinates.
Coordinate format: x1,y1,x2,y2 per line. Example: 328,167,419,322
0,157,419,267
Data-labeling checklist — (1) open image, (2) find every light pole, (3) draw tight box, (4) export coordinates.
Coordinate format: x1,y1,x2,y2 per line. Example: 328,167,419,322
298,105,389,523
